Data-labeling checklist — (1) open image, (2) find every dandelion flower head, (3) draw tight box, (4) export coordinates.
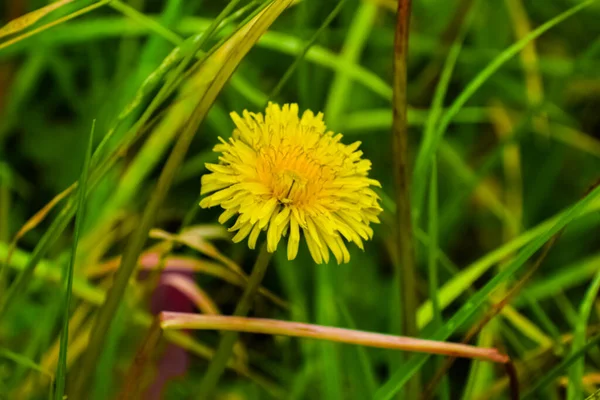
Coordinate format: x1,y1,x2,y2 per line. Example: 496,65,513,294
200,103,382,264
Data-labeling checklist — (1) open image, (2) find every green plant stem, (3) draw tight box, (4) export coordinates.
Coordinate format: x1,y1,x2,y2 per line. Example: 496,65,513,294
54,121,94,400
196,243,272,398
391,0,419,397
427,159,450,400
427,160,441,329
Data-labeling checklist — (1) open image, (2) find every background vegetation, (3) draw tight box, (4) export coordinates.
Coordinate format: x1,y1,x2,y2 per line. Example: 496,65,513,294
0,0,600,399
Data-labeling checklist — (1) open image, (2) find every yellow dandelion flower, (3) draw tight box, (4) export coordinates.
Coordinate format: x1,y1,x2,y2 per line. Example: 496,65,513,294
199,103,382,264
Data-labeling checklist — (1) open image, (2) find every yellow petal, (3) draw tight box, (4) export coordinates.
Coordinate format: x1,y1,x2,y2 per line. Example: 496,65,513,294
273,206,291,226
232,222,253,243
218,207,238,224
258,202,279,229
304,228,322,264
287,218,300,260
248,223,262,249
335,235,351,263
322,232,343,265
305,217,323,249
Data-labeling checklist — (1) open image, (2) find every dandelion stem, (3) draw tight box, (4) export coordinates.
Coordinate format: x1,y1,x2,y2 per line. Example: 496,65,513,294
391,0,420,396
196,243,272,397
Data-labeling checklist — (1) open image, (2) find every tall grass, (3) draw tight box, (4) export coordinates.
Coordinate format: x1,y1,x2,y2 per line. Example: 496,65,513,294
1,0,600,399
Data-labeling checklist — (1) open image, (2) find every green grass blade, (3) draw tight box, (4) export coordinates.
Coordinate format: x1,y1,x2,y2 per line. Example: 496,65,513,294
53,121,94,399
70,2,293,397
586,389,600,400
0,0,240,325
0,0,111,53
0,0,75,40
380,184,599,338
417,195,600,329
1,15,393,101
524,331,600,399
338,302,378,397
375,184,600,400
517,253,600,304
267,0,349,104
0,198,76,320
324,0,377,130
0,242,262,381
523,294,563,348
427,159,450,400
567,268,600,399
412,0,477,221
316,263,342,400
411,0,595,220
0,348,54,391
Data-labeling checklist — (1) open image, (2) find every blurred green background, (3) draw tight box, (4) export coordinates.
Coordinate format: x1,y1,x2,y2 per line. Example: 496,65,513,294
1,0,600,399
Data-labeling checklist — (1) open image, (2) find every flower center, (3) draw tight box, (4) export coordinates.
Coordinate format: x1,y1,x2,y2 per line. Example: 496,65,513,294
256,145,333,207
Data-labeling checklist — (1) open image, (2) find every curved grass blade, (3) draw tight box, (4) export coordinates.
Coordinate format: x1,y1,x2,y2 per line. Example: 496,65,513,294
0,0,74,39
0,242,278,395
375,184,600,400
108,0,181,45
149,229,287,308
417,193,600,329
411,0,596,219
2,184,74,277
70,2,293,397
0,0,249,323
412,0,477,221
0,16,392,101
0,0,112,52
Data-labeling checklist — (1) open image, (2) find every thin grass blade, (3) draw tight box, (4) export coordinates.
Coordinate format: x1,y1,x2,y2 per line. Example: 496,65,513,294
70,2,293,397
375,184,600,400
411,0,595,218
54,121,94,400
0,0,74,39
567,268,600,399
